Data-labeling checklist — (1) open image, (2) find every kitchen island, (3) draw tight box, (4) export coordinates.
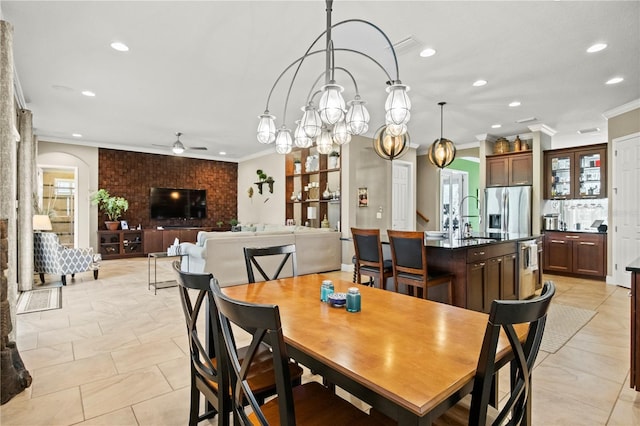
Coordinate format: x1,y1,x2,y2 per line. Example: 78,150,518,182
426,233,542,313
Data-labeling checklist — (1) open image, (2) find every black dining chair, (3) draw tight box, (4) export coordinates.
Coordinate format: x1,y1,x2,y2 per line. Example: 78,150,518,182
172,261,303,426
243,244,297,283
387,229,454,303
433,281,556,426
351,227,393,289
210,279,395,426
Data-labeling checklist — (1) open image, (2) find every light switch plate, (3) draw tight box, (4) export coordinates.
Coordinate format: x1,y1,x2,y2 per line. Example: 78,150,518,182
376,212,382,219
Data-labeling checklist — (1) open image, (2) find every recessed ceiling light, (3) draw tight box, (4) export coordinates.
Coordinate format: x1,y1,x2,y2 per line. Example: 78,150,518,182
72,133,82,138
219,151,226,156
587,43,607,53
110,41,129,52
491,124,502,129
606,77,624,85
81,90,96,97
578,127,601,134
419,48,436,57
472,80,487,87
509,101,521,107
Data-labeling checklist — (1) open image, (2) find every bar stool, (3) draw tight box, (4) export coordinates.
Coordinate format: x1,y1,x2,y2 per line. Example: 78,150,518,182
351,228,393,290
387,230,454,303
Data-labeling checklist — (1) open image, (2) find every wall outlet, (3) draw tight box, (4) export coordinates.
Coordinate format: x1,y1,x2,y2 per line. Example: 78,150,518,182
376,212,382,219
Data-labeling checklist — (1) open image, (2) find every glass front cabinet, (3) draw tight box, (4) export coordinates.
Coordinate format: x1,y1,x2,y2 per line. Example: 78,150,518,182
544,143,607,200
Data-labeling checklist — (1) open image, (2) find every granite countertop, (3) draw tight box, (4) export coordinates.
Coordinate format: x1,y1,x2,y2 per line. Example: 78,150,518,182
425,232,540,249
543,229,607,234
626,257,640,273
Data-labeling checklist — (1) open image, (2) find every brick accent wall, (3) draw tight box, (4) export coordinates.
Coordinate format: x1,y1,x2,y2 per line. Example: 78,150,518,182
98,149,237,228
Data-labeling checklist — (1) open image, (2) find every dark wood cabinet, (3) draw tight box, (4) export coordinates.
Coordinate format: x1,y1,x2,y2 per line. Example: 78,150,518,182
501,253,518,300
98,230,144,259
143,228,204,254
466,262,486,312
543,231,606,279
486,151,532,187
627,259,640,391
464,242,518,313
544,143,607,199
143,229,164,254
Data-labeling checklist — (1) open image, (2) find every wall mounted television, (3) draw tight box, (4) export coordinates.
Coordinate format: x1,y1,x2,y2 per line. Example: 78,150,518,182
149,188,207,220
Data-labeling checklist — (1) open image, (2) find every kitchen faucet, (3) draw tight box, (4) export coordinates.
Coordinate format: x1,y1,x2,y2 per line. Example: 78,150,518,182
459,195,482,231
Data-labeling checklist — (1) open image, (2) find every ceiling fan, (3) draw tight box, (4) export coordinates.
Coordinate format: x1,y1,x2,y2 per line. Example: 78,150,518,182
153,132,207,154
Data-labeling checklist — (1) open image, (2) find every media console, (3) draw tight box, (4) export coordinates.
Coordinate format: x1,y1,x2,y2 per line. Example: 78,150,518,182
97,227,211,259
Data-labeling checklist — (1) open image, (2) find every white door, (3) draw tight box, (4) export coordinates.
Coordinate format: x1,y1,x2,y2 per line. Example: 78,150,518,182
612,133,640,288
392,161,414,230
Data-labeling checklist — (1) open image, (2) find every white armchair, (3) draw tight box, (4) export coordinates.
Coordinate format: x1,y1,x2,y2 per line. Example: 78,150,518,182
34,233,100,286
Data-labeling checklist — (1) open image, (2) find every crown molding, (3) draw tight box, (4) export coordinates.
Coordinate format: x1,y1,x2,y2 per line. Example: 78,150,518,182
527,124,557,136
475,133,498,143
602,99,640,119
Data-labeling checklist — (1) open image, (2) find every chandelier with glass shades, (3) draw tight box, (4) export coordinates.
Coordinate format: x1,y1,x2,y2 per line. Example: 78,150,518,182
256,0,411,156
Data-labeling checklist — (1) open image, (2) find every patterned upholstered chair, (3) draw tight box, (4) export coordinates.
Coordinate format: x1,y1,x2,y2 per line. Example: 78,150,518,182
34,232,100,285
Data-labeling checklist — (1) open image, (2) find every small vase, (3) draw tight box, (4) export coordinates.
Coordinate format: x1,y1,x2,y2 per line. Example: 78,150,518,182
329,156,339,169
294,163,301,174
322,184,332,200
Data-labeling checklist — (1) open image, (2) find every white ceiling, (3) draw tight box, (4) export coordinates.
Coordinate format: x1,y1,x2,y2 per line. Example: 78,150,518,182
2,1,639,162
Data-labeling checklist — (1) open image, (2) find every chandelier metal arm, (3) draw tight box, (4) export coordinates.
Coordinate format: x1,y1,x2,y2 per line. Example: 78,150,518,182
263,1,401,117
267,46,393,125
332,18,401,82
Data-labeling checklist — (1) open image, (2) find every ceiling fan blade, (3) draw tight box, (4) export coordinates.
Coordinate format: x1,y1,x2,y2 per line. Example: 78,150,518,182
189,146,208,150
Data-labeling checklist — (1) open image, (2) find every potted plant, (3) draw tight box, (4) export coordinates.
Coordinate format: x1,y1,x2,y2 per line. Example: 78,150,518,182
229,218,240,232
293,158,302,174
91,189,129,230
256,169,267,181
328,150,340,169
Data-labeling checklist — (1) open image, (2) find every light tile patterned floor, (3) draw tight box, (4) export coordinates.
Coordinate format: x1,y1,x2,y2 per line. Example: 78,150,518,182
1,257,639,425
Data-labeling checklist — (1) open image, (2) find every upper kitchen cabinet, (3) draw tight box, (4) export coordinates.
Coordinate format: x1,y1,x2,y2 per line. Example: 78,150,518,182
544,143,607,199
486,151,533,187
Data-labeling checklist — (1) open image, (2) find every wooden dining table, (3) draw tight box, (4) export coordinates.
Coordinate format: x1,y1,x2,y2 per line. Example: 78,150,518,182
222,273,523,425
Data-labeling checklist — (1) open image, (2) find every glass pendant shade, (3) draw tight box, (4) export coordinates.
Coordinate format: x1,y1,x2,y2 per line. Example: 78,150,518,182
294,121,313,148
373,125,410,160
257,113,276,144
332,119,351,145
428,138,456,169
300,104,322,139
318,82,345,125
275,127,293,154
385,83,411,125
345,97,369,135
385,121,407,137
316,127,334,154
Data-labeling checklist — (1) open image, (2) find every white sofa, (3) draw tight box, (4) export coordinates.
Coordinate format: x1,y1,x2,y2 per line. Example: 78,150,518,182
179,225,341,286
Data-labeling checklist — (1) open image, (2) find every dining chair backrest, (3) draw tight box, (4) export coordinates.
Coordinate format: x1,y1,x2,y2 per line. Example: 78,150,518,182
173,260,230,426
211,280,295,425
243,244,297,283
469,280,555,425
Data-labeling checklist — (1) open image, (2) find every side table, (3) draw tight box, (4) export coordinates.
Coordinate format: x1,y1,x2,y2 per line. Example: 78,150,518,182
148,252,189,295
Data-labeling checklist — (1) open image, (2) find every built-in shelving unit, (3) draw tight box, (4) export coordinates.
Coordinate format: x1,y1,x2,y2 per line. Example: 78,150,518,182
285,147,341,229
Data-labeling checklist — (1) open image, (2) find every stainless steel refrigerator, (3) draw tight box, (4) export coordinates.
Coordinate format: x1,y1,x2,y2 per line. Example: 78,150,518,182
484,186,532,235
